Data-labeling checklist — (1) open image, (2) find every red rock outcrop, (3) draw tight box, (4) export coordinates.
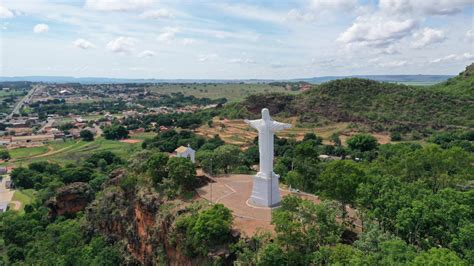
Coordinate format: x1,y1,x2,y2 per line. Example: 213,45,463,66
85,184,235,265
46,182,92,218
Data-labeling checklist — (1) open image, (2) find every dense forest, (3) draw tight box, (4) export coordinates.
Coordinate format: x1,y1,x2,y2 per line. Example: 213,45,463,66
238,64,474,134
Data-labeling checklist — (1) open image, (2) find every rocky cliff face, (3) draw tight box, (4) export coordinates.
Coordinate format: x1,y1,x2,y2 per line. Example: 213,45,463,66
84,179,232,265
46,182,93,218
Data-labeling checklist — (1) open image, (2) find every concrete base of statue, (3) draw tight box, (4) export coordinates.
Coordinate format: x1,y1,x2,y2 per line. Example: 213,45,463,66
248,172,281,207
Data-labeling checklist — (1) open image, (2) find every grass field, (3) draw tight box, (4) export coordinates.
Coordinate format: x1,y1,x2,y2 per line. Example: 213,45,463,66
149,83,298,102
129,131,156,140
4,138,143,166
10,189,36,214
9,146,49,159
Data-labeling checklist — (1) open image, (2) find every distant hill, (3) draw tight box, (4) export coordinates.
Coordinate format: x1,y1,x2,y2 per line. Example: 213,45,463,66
429,63,474,98
294,75,452,85
242,75,473,130
0,75,452,85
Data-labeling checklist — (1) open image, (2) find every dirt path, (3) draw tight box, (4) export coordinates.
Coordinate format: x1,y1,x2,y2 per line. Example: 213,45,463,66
31,142,80,158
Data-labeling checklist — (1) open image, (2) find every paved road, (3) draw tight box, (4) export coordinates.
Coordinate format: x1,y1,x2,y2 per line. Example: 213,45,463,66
8,85,40,119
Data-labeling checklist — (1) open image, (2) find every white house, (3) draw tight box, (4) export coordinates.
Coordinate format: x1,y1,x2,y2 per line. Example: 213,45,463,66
175,145,195,163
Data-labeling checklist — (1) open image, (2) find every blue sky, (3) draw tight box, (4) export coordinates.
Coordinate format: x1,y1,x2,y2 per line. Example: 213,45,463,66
0,0,473,79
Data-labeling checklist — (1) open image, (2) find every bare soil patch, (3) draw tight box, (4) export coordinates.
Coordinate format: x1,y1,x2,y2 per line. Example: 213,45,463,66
340,131,391,145
195,118,352,146
119,139,143,144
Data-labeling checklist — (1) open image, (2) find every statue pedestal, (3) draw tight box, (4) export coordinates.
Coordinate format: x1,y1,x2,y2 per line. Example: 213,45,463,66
249,172,281,207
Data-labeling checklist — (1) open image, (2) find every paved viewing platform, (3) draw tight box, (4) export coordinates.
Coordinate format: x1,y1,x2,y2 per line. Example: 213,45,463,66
196,173,362,237
196,174,283,236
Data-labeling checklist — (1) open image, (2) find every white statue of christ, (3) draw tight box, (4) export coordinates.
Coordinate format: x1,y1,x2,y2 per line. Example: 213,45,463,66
245,108,291,206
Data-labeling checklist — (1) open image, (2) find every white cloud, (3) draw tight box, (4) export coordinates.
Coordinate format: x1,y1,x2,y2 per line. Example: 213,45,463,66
157,32,174,43
85,0,152,11
0,5,14,18
430,53,474,63
338,15,417,48
198,53,218,62
378,0,414,14
157,27,178,43
368,57,407,67
411,28,446,48
74,38,95,49
106,37,136,53
467,30,474,38
287,0,361,23
215,3,283,24
181,38,196,46
379,0,472,16
229,58,255,64
33,24,49,34
210,29,260,42
310,0,357,12
1,0,472,78
138,50,155,58
140,9,173,19
378,60,408,67
381,45,399,55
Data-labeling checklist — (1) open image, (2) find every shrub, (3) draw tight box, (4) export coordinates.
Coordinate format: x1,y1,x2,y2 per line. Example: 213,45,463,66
390,131,402,141
176,204,233,256
347,134,378,152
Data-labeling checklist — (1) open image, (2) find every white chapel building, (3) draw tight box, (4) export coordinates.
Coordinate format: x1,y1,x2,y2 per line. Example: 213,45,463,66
174,144,196,163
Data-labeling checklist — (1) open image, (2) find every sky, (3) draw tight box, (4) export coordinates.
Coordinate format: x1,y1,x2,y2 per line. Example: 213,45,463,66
0,0,473,79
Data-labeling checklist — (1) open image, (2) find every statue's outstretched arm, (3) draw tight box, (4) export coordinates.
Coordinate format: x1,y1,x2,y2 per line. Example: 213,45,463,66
271,121,291,132
245,119,263,130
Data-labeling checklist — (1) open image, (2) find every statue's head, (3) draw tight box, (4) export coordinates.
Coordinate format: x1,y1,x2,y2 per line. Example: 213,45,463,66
262,108,270,120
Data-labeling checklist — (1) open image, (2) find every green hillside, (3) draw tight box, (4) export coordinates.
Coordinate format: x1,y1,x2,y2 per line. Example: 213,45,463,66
240,72,474,130
430,63,474,98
